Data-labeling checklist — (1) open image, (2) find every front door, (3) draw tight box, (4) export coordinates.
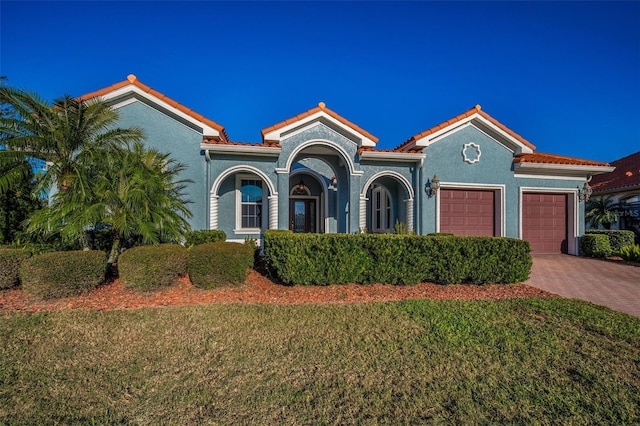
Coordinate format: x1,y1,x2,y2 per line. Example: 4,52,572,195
290,199,316,233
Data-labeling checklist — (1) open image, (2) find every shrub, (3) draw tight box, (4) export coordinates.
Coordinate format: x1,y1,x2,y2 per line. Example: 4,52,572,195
585,230,635,251
616,244,640,262
118,244,187,291
580,234,612,258
263,231,531,285
187,242,254,289
0,249,31,289
20,250,106,299
184,230,226,246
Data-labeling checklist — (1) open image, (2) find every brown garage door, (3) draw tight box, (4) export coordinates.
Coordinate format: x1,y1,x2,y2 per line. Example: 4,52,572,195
440,189,495,236
522,193,567,254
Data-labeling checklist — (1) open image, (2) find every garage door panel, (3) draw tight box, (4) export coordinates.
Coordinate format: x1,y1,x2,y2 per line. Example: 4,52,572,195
523,193,567,254
441,189,495,236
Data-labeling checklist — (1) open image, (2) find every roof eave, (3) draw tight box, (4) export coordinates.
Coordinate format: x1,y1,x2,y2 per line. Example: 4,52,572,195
359,150,426,163
513,162,615,178
200,143,281,157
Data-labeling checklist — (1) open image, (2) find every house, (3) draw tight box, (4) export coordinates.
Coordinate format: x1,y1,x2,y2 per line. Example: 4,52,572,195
589,151,640,231
79,74,614,255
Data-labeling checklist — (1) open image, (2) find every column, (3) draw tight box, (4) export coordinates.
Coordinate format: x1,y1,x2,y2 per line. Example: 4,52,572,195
209,194,219,230
268,195,279,230
359,196,368,232
405,198,414,233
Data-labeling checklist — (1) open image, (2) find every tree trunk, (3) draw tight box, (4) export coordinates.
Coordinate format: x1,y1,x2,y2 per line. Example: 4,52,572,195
108,237,121,265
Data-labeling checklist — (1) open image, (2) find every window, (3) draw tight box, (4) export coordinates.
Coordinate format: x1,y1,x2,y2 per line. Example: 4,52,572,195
237,177,263,231
372,186,392,232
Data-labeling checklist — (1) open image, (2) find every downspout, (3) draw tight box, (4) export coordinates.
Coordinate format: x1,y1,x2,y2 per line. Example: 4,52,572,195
417,156,424,235
205,148,210,230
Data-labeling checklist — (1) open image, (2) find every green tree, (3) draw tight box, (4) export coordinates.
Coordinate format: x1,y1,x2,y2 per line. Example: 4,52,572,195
0,85,144,196
585,196,617,230
28,141,193,264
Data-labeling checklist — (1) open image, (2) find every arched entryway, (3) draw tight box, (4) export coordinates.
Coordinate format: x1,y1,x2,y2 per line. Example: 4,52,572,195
361,172,415,233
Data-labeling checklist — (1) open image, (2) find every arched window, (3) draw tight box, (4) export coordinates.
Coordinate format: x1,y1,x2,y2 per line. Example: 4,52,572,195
371,186,392,233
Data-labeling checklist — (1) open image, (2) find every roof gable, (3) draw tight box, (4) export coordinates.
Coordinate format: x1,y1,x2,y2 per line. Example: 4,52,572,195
261,102,378,147
396,105,535,154
79,74,228,141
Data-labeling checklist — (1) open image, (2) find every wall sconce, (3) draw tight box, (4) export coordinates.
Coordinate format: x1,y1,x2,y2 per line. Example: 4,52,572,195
297,178,305,192
426,174,440,198
578,181,592,202
328,175,337,191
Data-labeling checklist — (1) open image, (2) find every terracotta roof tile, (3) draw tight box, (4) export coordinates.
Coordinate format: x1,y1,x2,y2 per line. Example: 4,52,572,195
513,152,610,167
261,103,378,143
590,151,640,192
202,137,281,148
79,74,228,140
396,105,536,152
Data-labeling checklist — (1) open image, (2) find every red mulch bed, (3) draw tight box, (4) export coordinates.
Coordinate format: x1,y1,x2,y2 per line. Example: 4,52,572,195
0,270,556,313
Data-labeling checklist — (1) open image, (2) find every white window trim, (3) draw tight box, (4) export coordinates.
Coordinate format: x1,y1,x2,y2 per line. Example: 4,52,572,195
371,186,393,233
235,174,265,235
519,187,579,255
435,182,506,237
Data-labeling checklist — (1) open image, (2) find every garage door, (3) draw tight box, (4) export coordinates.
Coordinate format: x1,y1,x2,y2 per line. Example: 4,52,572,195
522,193,567,254
440,189,495,236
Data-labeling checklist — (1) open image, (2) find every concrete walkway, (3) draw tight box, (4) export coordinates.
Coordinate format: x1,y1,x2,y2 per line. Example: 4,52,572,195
526,255,640,318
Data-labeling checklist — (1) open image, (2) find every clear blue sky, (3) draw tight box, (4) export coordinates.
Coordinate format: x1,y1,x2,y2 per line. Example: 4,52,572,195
1,1,639,162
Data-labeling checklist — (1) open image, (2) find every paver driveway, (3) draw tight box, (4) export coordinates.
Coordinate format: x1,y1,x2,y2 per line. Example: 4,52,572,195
527,255,640,317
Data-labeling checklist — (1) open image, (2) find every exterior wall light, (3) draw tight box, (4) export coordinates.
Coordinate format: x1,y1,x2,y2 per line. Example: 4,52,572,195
578,181,592,202
328,175,337,191
427,174,440,198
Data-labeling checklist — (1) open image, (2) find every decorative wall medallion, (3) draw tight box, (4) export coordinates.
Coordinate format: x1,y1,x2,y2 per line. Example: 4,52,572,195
462,143,481,164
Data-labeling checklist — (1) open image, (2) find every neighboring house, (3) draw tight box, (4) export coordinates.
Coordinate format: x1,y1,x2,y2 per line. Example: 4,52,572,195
79,74,614,255
589,151,640,231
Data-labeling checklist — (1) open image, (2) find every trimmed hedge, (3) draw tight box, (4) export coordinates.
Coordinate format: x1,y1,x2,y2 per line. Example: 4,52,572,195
184,230,226,246
118,244,187,291
187,242,254,289
580,234,612,258
617,244,640,262
585,230,635,251
0,249,31,289
263,231,532,285
20,250,106,299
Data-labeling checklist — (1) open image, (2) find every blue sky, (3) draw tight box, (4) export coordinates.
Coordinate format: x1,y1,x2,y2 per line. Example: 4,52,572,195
1,1,638,162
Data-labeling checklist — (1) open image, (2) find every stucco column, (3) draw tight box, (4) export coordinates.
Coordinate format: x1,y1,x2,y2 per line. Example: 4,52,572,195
268,195,279,230
209,194,219,230
405,198,414,232
277,171,290,230
349,174,361,234
359,196,368,232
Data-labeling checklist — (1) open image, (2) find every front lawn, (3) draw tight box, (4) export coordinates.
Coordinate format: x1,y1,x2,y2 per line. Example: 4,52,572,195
1,298,639,424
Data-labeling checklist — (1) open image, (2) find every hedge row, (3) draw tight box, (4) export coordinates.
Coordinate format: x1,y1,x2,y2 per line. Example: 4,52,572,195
580,234,612,258
263,231,532,285
184,230,226,246
187,242,254,289
20,250,106,299
585,230,635,251
118,244,187,291
0,249,31,289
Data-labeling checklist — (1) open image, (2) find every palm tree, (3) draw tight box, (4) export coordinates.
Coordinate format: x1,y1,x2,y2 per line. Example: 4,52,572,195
28,141,193,264
0,86,144,195
585,196,617,229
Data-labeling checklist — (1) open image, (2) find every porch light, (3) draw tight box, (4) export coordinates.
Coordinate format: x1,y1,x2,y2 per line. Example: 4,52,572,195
578,181,592,202
427,175,440,198
328,175,337,191
297,178,305,192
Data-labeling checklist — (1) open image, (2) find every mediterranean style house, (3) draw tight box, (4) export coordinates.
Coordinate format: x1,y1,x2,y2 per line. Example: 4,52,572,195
589,151,640,231
80,75,614,255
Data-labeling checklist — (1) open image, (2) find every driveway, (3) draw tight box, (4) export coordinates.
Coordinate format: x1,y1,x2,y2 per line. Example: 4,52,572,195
527,255,640,318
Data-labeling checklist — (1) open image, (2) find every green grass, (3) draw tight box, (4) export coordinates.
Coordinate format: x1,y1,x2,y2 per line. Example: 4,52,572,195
1,298,639,424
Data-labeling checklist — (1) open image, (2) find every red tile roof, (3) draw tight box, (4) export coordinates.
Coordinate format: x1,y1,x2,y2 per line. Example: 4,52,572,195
513,152,610,167
396,105,536,152
261,102,378,143
202,137,281,148
79,74,228,140
590,151,640,192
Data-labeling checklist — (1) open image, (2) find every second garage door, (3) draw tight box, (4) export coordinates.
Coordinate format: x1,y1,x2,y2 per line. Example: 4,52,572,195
440,189,495,236
522,193,567,254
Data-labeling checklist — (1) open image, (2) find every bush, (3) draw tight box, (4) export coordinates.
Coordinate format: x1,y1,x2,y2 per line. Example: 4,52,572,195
263,231,532,285
616,244,640,262
0,249,31,289
187,242,254,289
580,234,612,258
184,230,226,246
585,230,635,252
118,244,187,291
20,250,106,299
